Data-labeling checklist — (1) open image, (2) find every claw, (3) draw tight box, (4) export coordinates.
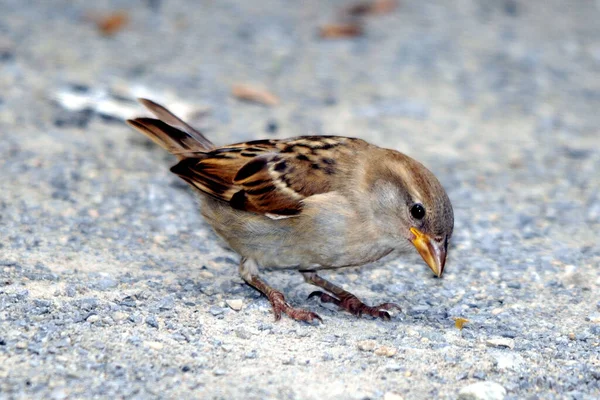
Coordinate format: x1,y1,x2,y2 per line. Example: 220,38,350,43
379,311,391,320
303,273,402,321
308,291,341,306
247,271,322,323
309,312,323,323
307,291,324,300
377,302,402,312
310,292,401,320
268,291,322,323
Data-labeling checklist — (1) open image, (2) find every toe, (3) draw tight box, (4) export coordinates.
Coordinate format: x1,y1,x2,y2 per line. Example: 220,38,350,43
307,290,325,300
378,310,391,320
308,291,340,306
378,302,402,312
308,312,323,323
287,308,323,324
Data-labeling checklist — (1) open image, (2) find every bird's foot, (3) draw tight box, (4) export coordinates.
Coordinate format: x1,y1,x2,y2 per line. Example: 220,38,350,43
269,290,322,323
308,291,401,320
243,260,322,324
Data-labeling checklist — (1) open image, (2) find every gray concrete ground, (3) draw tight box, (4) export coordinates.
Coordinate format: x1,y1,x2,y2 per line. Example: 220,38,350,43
1,0,599,399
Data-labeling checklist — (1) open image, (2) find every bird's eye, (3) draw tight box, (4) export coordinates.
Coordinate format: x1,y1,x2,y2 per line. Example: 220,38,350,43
410,203,426,220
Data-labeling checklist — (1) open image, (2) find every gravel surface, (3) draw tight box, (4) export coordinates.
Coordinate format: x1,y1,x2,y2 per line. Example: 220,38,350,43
1,0,599,399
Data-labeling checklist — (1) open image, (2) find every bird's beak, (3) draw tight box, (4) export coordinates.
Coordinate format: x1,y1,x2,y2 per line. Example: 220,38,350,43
409,227,447,278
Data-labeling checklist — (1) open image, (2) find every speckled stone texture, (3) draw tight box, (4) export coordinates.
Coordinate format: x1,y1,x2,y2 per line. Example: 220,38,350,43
1,0,599,399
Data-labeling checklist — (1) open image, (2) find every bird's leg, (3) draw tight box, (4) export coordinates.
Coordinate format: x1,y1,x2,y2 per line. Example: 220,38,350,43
239,258,322,323
302,271,401,320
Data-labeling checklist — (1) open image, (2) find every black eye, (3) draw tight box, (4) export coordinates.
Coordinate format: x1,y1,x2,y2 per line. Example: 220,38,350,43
410,203,426,220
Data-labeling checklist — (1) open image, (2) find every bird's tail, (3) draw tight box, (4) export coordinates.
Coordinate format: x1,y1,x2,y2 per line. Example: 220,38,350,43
126,98,214,159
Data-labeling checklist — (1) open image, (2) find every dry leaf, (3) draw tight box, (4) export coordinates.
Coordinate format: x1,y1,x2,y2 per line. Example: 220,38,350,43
92,11,129,36
453,317,469,330
374,346,397,357
347,0,398,16
232,84,280,106
319,23,364,39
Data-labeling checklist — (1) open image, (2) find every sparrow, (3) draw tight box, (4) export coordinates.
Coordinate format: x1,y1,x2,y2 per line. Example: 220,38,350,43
127,99,454,322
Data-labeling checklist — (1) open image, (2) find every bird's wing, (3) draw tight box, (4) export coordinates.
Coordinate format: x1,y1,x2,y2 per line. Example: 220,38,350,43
170,136,368,218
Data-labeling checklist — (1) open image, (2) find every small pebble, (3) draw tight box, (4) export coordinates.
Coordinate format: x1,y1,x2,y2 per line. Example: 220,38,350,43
472,371,487,380
221,344,233,352
226,299,243,311
244,350,258,359
92,341,105,350
494,353,523,371
458,381,507,400
96,278,117,290
144,341,164,350
209,305,224,316
34,299,52,307
129,313,143,324
357,340,377,352
383,393,404,400
295,328,311,338
112,312,128,322
235,328,251,340
486,338,515,349
50,388,67,400
146,315,159,329
506,282,521,289
586,313,600,323
385,363,403,372
157,295,175,311
374,346,397,357
86,315,100,323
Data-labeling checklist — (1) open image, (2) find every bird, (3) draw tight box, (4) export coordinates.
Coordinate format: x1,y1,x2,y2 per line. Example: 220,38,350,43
126,99,454,322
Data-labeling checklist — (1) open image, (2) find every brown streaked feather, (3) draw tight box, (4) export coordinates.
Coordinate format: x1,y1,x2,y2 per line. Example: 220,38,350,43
126,118,208,159
137,98,214,150
126,98,372,218
171,136,370,217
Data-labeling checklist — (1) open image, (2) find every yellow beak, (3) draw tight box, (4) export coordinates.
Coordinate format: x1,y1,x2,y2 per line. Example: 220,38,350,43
410,227,447,278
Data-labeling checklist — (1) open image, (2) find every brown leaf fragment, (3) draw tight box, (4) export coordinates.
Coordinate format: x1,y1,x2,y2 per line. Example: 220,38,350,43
232,84,280,106
319,23,364,39
347,0,398,17
91,11,129,36
453,317,469,330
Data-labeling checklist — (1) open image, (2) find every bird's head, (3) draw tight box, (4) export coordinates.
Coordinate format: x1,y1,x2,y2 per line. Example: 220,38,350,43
365,149,454,277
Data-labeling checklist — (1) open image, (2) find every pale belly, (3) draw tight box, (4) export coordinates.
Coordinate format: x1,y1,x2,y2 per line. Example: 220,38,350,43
198,194,404,270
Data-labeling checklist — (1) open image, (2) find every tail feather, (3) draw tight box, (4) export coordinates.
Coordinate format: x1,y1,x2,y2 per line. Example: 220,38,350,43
126,98,214,159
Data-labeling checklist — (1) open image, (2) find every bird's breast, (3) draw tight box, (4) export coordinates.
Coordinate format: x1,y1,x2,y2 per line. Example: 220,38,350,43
198,193,396,270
